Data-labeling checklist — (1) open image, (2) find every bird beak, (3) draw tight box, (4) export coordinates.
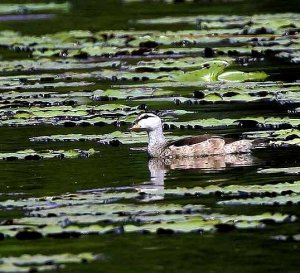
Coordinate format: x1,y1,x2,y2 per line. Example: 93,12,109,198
130,123,141,131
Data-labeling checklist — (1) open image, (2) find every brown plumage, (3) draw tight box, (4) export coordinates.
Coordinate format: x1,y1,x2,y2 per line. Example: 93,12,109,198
130,113,255,158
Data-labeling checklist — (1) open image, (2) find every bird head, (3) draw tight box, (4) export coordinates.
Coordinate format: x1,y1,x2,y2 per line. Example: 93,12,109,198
130,113,162,132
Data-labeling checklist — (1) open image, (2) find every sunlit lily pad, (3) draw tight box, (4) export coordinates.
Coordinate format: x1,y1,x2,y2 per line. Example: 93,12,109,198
218,71,268,82
219,194,300,206
0,3,70,14
0,191,139,210
0,149,97,160
0,184,295,238
0,253,101,273
92,88,173,100
164,116,300,129
30,131,183,145
0,58,121,72
0,104,140,127
140,181,300,197
244,129,300,147
0,198,293,237
134,13,300,34
272,234,300,242
258,167,300,175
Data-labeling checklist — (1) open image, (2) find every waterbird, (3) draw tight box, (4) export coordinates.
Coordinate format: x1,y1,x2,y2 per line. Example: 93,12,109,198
130,113,258,158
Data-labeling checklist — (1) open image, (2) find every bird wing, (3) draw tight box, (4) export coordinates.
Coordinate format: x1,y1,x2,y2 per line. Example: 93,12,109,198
167,134,238,148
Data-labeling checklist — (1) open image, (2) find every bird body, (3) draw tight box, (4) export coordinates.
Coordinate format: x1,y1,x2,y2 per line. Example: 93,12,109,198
130,113,254,158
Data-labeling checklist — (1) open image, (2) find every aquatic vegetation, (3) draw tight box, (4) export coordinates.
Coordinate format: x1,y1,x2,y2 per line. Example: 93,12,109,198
218,194,300,205
0,3,299,273
244,129,300,147
0,2,70,14
139,181,300,197
164,117,300,130
0,253,101,273
257,167,300,174
0,189,295,238
0,58,121,72
0,149,97,160
134,13,300,32
0,104,142,127
30,131,183,145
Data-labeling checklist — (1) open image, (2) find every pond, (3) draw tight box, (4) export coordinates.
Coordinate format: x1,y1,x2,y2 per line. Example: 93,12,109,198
0,0,299,272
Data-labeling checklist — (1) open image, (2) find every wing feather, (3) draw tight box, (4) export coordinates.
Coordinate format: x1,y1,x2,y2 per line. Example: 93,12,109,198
168,134,238,148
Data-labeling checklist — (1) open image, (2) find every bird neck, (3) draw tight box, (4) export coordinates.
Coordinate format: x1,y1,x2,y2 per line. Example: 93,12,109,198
147,126,166,157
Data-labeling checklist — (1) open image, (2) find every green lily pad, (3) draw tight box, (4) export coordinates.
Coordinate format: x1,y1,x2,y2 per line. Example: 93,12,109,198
258,167,300,175
92,88,173,100
0,252,101,273
218,71,268,82
0,191,139,210
0,58,121,72
164,116,300,130
131,57,234,72
0,104,141,127
244,129,300,147
0,149,97,160
0,203,293,238
272,234,300,241
168,60,229,82
133,13,300,35
30,130,183,145
0,3,70,14
0,184,295,238
218,194,300,206
140,181,300,197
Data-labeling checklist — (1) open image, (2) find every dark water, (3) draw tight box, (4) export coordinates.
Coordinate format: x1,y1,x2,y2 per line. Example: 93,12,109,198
0,0,300,272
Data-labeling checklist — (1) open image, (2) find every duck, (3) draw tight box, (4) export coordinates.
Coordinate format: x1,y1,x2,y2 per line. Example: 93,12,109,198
130,112,257,158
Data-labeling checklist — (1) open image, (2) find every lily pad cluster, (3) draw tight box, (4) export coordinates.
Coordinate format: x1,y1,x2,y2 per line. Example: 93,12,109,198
134,13,299,32
244,129,300,147
0,14,297,136
30,130,184,145
0,90,91,107
0,149,97,160
174,81,300,104
140,180,300,207
0,188,295,239
0,8,299,271
0,2,70,14
139,180,300,197
0,253,101,273
0,58,121,72
164,116,300,130
272,234,300,242
0,104,141,127
0,12,298,64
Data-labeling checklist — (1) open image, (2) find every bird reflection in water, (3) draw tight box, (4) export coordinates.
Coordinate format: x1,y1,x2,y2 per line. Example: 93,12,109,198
136,153,255,201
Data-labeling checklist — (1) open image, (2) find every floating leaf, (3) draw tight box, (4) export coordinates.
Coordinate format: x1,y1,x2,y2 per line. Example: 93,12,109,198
140,181,300,197
0,104,141,127
0,149,97,160
219,194,300,206
0,253,101,273
218,71,268,82
92,88,173,100
30,131,184,145
0,3,70,14
244,129,300,147
164,117,300,130
168,60,229,82
0,58,121,72
258,167,300,175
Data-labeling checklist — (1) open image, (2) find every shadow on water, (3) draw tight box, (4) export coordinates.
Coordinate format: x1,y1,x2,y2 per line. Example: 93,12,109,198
137,154,257,195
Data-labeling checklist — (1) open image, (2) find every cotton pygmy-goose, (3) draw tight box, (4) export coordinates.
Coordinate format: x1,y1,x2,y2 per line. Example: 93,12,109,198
130,113,256,158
